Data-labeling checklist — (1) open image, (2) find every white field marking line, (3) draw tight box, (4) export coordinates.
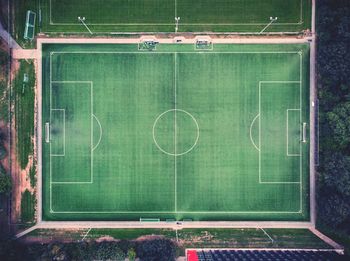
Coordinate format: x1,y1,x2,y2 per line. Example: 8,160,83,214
49,0,52,25
286,109,301,156
47,51,303,215
48,0,303,26
174,53,177,212
48,55,94,211
47,22,304,26
49,52,53,212
50,51,301,54
81,228,91,241
174,0,177,22
44,210,304,214
260,228,274,243
258,81,302,186
152,109,200,157
92,114,102,151
299,51,303,212
50,109,65,156
258,51,304,213
50,82,93,184
249,114,260,151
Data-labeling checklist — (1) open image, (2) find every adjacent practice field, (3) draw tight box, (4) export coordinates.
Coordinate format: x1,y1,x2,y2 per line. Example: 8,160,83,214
39,0,311,33
41,43,310,221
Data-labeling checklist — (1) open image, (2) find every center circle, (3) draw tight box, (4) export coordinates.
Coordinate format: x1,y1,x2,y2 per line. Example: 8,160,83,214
153,109,199,156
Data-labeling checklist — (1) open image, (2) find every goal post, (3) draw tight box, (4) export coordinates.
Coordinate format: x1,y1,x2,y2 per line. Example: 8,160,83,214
45,122,50,143
24,10,36,40
139,217,160,222
195,39,213,50
302,122,307,143
138,39,159,51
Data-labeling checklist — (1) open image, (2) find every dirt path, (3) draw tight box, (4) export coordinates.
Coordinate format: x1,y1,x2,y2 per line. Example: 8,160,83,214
12,49,38,59
7,59,36,226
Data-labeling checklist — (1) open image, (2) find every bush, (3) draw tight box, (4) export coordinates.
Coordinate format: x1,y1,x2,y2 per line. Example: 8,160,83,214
318,193,350,228
128,247,136,261
0,165,11,195
317,0,350,239
137,238,176,261
325,102,350,150
0,144,6,160
320,153,350,197
93,241,126,261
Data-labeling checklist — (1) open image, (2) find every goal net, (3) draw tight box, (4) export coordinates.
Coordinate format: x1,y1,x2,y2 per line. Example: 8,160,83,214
195,39,213,50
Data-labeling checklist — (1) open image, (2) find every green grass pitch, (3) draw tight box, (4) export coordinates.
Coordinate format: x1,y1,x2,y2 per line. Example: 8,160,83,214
41,43,310,221
39,0,311,33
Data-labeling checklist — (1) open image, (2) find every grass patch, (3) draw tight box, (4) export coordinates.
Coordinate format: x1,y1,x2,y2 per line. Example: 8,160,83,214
25,228,332,257
0,80,8,123
40,0,311,33
265,228,330,248
87,229,176,240
13,60,35,169
12,0,38,48
20,189,35,223
29,165,36,188
42,43,310,221
178,228,270,248
0,49,9,123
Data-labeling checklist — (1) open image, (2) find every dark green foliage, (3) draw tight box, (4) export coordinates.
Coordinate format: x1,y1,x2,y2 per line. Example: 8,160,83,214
20,189,35,223
93,241,126,260
0,165,11,195
0,49,9,122
320,153,350,197
0,49,8,67
0,239,30,261
0,143,6,159
318,194,350,228
325,102,350,150
137,238,176,261
13,60,35,169
128,247,136,261
29,165,36,188
316,0,350,248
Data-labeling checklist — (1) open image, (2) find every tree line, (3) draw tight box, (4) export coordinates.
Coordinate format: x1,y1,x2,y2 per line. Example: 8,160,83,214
317,0,350,234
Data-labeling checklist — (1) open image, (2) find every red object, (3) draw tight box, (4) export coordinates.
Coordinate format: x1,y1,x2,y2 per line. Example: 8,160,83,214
187,250,199,261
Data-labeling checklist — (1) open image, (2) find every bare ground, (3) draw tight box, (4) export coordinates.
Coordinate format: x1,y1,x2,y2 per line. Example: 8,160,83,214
8,59,36,226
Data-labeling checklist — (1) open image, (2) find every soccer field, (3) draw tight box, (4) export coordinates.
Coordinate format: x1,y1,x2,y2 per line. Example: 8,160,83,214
39,0,311,33
41,43,310,221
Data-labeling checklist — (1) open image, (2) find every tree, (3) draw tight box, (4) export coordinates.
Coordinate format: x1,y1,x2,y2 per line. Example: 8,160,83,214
0,144,6,160
0,165,11,195
325,102,350,150
93,241,125,261
136,238,176,261
318,193,350,228
128,247,136,261
320,153,350,197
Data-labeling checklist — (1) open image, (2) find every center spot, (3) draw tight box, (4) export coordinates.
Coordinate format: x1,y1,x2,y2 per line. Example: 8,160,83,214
153,109,199,156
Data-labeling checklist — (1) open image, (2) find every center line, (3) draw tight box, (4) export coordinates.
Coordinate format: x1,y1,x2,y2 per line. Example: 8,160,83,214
174,53,177,212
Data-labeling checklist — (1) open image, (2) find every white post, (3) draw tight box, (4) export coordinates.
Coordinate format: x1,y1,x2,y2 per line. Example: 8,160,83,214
78,16,93,35
175,17,180,33
259,17,278,34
